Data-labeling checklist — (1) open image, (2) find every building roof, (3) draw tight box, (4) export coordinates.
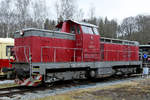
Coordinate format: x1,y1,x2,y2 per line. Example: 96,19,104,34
0,38,14,43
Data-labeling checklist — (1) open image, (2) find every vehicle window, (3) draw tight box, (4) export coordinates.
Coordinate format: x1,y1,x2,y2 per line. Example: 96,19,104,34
6,46,14,56
70,25,75,34
81,26,94,34
93,27,99,35
55,28,61,31
77,26,80,34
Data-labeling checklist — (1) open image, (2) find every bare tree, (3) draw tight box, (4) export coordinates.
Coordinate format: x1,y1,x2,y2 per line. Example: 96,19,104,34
88,5,95,20
98,17,118,38
31,0,48,28
75,8,84,21
44,18,56,30
135,15,150,44
85,6,97,25
0,0,50,38
0,0,16,37
98,18,104,36
15,0,31,29
55,0,76,22
119,17,137,39
117,15,150,44
110,19,118,38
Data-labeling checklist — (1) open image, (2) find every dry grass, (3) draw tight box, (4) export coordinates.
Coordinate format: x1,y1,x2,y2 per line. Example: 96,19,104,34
32,78,150,100
32,95,76,100
0,83,18,88
33,81,140,100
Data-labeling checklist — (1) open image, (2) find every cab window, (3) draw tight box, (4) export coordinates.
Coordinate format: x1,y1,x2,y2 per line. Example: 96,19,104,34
81,26,94,34
70,25,75,34
93,27,99,35
77,26,80,34
6,46,14,56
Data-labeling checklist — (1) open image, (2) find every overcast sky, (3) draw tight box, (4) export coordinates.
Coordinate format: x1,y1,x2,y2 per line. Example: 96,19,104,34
78,0,150,21
47,0,150,22
0,0,149,22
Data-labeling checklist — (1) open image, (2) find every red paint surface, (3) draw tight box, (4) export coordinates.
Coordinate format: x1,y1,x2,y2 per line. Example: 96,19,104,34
0,59,13,69
14,21,139,63
101,43,139,61
15,35,139,63
15,36,76,62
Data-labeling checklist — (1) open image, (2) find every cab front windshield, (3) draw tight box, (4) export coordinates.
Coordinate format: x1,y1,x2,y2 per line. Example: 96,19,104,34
81,25,99,35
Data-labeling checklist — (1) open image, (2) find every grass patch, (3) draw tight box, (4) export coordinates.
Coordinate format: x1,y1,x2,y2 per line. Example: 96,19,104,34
33,78,150,100
33,95,75,100
0,83,18,88
33,81,138,100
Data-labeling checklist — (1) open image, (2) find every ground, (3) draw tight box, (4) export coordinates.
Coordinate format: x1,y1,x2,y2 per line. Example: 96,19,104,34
34,77,150,100
0,80,16,88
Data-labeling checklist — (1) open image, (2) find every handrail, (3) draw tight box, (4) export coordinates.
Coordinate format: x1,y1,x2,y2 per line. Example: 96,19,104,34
41,46,138,62
14,46,139,63
41,46,83,62
14,46,31,63
101,49,138,61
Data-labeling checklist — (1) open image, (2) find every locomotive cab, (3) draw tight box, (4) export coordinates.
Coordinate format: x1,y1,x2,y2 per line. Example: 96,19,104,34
56,20,101,61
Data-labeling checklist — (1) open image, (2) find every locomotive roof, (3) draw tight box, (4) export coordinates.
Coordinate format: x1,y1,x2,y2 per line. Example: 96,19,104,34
56,20,98,28
69,20,98,28
140,45,150,48
101,37,139,46
0,38,14,43
15,20,98,35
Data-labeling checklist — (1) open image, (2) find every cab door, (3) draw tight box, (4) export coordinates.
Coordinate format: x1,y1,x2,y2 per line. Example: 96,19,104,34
76,25,100,62
75,25,83,61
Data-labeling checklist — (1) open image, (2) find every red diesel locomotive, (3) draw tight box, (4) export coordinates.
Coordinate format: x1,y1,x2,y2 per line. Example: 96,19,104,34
13,20,141,86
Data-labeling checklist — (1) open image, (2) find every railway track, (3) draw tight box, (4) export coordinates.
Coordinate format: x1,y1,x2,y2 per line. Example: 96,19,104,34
0,86,33,97
0,74,142,98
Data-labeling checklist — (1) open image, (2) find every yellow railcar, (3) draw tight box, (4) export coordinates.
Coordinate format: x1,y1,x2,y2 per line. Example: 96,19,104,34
0,38,14,78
